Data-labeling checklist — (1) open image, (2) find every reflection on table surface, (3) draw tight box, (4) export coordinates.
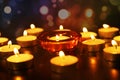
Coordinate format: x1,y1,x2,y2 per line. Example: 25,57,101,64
0,41,120,80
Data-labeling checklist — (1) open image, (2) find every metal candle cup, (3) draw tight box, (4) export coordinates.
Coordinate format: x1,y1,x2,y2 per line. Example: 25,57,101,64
26,24,44,36
80,27,97,42
50,51,78,73
0,41,21,58
103,40,120,61
6,48,34,70
16,30,37,47
82,38,105,52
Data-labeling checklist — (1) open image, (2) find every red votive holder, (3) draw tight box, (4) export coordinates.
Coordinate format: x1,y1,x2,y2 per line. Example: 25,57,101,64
38,30,80,52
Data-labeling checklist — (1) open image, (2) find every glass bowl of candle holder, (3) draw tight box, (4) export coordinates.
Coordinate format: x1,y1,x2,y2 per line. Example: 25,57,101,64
38,30,80,53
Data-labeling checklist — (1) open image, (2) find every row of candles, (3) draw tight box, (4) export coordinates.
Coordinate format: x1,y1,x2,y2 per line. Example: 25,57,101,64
0,24,120,73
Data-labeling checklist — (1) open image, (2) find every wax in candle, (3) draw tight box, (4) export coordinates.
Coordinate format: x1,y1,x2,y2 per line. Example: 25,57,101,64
16,36,37,41
103,47,120,54
7,53,33,63
26,24,44,36
98,24,119,38
48,35,70,41
80,32,97,38
0,45,21,52
82,39,105,45
80,27,97,42
0,37,8,43
113,36,120,45
51,55,78,66
103,40,120,61
0,37,8,46
82,37,105,52
16,30,37,47
50,51,78,66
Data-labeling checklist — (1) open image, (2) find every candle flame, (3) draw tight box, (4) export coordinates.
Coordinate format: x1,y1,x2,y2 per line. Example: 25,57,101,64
103,24,109,28
23,30,27,36
111,40,118,49
56,35,60,41
90,35,96,40
8,40,12,48
30,24,35,29
14,48,19,56
59,25,64,30
83,27,88,32
59,51,65,57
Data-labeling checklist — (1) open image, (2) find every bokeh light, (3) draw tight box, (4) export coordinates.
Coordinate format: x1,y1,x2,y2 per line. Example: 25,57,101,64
85,8,93,18
39,5,49,15
58,9,70,19
102,6,108,12
4,6,12,14
48,21,54,26
51,0,56,3
59,0,64,3
46,15,53,21
52,4,57,8
118,6,120,12
109,0,120,6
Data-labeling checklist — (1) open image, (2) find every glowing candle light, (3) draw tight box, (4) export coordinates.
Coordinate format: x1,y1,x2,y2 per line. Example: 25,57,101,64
48,34,70,41
26,24,44,36
0,40,21,53
111,40,118,49
50,51,78,73
55,25,70,31
80,27,97,42
0,32,8,46
6,48,34,70
38,30,79,52
103,40,120,61
113,35,120,45
16,30,37,47
82,35,105,52
103,24,109,28
98,24,119,39
8,40,12,48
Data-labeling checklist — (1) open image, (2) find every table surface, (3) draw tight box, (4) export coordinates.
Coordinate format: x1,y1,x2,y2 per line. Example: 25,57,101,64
0,41,120,80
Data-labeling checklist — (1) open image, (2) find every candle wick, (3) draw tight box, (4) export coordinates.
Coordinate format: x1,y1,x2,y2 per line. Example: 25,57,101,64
114,45,117,49
8,44,11,48
15,52,20,57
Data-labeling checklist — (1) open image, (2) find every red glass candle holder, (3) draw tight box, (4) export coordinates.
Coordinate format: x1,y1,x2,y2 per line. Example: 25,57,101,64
38,30,80,52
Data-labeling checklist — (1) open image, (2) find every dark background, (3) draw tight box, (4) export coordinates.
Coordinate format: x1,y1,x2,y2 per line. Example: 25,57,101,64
0,0,120,41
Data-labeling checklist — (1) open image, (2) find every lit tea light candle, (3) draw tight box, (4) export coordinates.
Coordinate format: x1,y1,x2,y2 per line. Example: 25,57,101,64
98,24,119,39
26,24,44,36
113,35,120,45
39,30,79,52
16,30,37,47
103,40,120,61
82,35,105,52
48,34,70,41
6,48,34,70
50,51,78,73
55,25,70,31
0,32,8,46
80,27,97,42
0,40,21,53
